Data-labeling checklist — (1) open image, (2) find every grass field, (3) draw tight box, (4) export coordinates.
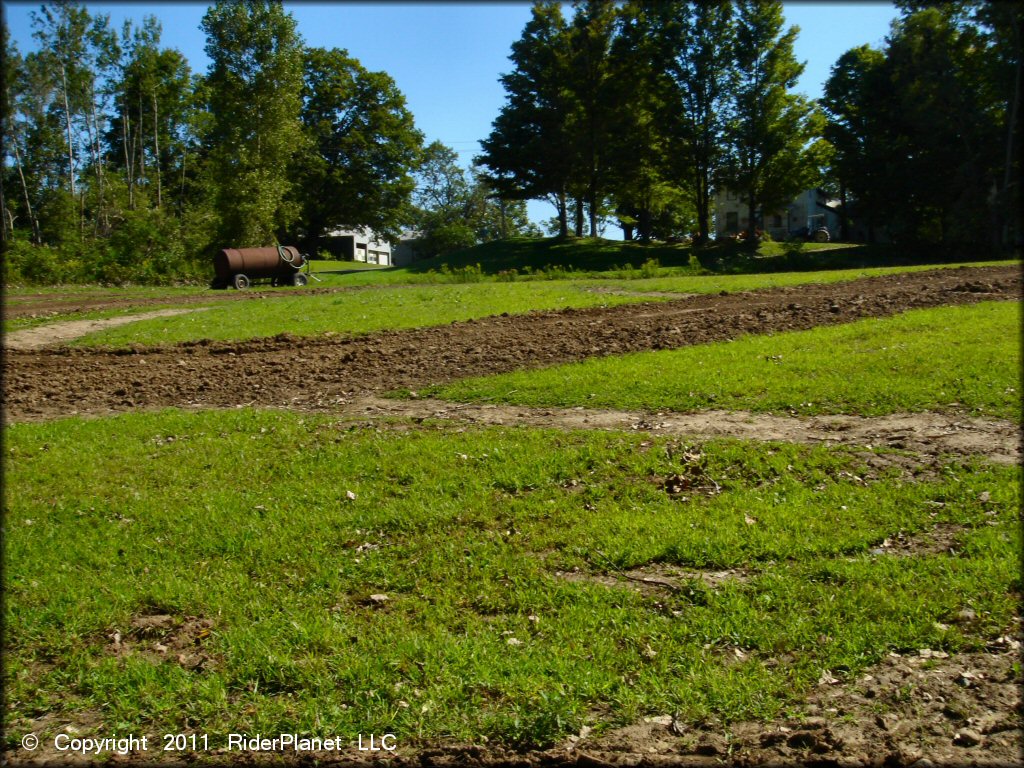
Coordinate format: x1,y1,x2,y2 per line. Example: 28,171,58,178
3,240,1021,758
52,260,1019,348
4,409,1019,749
425,302,1023,420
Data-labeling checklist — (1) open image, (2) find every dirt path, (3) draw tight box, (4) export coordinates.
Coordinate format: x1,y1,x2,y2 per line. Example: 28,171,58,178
344,396,1021,465
3,308,208,350
1,284,356,321
3,265,1020,422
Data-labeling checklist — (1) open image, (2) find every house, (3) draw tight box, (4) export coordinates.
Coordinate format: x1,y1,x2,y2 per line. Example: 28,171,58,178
323,227,393,265
715,188,842,241
391,229,426,267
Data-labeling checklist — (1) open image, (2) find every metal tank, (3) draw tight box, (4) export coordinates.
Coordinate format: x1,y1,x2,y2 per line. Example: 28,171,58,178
212,246,308,289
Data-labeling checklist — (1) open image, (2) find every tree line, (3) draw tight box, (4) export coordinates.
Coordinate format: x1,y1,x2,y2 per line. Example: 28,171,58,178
478,0,1019,250
2,1,1019,285
1,0,534,284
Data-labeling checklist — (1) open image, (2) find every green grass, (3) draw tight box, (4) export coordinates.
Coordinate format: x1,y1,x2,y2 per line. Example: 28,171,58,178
4,408,1019,750
426,302,1022,420
61,264,1019,348
359,235,1010,280
70,281,656,347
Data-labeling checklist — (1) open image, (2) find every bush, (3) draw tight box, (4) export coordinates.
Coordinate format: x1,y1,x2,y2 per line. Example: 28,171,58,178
2,237,65,285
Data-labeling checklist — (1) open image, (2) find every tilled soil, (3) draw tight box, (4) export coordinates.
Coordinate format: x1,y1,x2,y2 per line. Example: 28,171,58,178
3,265,1020,422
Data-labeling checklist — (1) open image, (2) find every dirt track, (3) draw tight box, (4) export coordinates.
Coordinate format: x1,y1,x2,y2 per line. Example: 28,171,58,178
4,266,1022,767
3,265,1020,422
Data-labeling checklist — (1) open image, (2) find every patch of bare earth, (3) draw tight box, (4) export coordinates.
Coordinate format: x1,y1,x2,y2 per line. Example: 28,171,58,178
107,612,218,672
345,396,1021,466
556,634,1021,768
2,266,1020,422
1,284,360,321
556,563,753,595
3,308,209,350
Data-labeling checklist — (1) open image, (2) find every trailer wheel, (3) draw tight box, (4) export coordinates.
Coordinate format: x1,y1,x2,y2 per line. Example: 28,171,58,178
293,273,308,287
233,273,250,290
812,228,830,243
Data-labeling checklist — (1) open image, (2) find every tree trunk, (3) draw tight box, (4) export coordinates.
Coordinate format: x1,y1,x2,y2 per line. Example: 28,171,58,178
839,182,849,242
13,142,41,244
694,171,710,244
137,91,146,196
746,196,759,246
123,111,135,209
638,207,652,242
180,147,187,214
0,174,8,243
59,62,76,198
574,196,584,237
557,190,568,238
152,90,162,208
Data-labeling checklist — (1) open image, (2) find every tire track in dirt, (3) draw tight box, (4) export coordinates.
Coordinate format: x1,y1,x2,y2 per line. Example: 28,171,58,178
341,396,1021,465
3,265,1020,422
1,284,359,321
3,308,210,350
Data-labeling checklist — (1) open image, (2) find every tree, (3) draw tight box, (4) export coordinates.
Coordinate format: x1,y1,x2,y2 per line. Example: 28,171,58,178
478,1,577,237
823,4,1011,248
662,0,736,244
821,44,891,242
201,0,305,247
724,0,818,243
606,1,674,241
105,17,194,214
415,141,538,258
565,0,618,236
27,0,98,239
292,47,423,251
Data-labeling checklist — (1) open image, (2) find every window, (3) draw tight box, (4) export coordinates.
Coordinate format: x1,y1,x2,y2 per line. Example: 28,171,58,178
725,211,738,233
772,214,783,228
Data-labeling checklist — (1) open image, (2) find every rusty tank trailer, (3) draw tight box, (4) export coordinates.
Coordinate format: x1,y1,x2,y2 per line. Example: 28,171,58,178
212,246,309,289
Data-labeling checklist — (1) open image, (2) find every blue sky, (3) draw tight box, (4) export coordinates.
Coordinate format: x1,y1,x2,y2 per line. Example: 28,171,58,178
3,1,898,231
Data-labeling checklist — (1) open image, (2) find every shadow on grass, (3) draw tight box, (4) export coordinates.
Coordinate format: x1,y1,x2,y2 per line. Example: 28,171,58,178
318,236,1019,282
695,237,1024,274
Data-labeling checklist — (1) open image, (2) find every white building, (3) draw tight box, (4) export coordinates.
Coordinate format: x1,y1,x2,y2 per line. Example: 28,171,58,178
324,227,393,265
715,188,842,241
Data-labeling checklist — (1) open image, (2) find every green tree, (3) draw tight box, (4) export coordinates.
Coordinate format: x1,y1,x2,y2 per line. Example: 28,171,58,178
565,0,618,236
607,1,674,241
292,47,423,251
105,16,194,214
478,1,576,237
662,0,736,244
824,4,1011,248
821,44,891,242
724,0,818,243
415,141,538,258
201,0,305,247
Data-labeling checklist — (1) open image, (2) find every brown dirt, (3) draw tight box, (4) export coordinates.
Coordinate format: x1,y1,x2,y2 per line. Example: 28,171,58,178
7,638,1020,766
1,284,356,321
339,396,1021,465
3,265,1021,423
4,265,1022,767
556,635,1022,767
3,308,209,349
106,612,218,672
